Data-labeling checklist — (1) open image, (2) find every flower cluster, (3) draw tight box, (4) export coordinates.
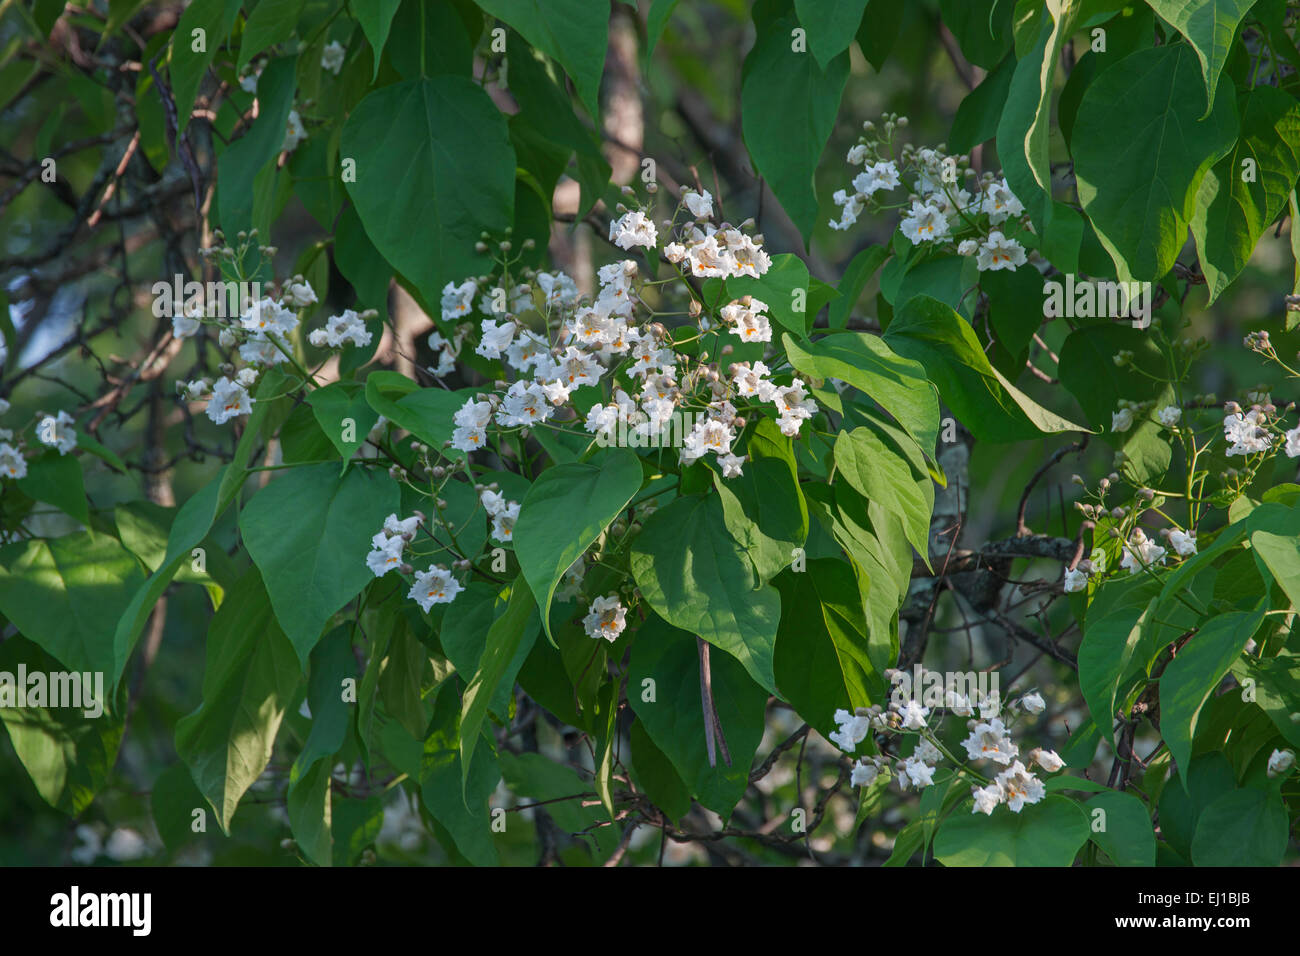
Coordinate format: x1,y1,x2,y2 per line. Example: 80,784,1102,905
833,673,1063,816
0,399,80,481
828,115,1029,272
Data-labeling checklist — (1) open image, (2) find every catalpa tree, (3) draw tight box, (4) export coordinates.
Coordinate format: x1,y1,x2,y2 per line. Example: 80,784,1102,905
0,0,1298,869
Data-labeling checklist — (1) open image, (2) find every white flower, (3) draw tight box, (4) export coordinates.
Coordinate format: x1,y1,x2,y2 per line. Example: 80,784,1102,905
536,271,579,308
1030,748,1065,772
682,188,713,219
772,380,817,436
681,419,735,463
451,425,487,453
313,309,371,349
945,690,974,716
496,381,553,427
1224,408,1272,456
1169,529,1197,557
957,239,978,257
173,299,203,338
898,756,936,789
321,40,346,75
0,443,26,479
1157,405,1182,427
718,453,746,478
0,398,9,415
846,144,869,165
1285,425,1300,458
238,67,261,93
971,783,1002,815
981,178,1024,224
504,331,548,372
479,489,507,517
978,690,1002,718
1119,528,1166,574
975,231,1027,271
732,361,775,401
995,761,1045,812
1063,567,1088,593
897,698,930,730
206,378,252,424
721,298,772,343
961,718,1018,765
440,279,477,321
104,828,149,862
915,739,943,765
663,241,687,263
583,594,627,642
1021,691,1045,715
283,280,318,309
851,761,879,788
38,410,77,454
829,708,871,753
409,567,462,611
1267,748,1296,777
383,514,420,538
282,109,307,152
235,367,259,388
1111,406,1134,432
852,160,901,197
900,200,950,243
242,297,298,337
609,209,658,250
366,534,405,577
490,501,520,543
475,318,517,360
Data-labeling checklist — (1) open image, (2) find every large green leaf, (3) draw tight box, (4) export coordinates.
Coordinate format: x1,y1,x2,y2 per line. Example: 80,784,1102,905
794,0,870,68
1191,87,1300,302
1145,0,1254,116
17,449,88,524
741,9,850,242
0,636,124,816
175,568,303,832
630,494,781,694
441,581,538,721
217,55,297,236
363,372,479,457
628,615,770,816
170,0,242,134
241,463,400,666
1072,43,1238,282
476,0,608,120
237,0,304,71
458,580,537,800
308,381,381,461
355,0,402,77
1190,787,1289,866
340,76,514,309
513,449,642,641
783,331,940,457
933,794,1090,866
421,683,501,865
1160,601,1266,785
1087,790,1157,866
0,531,144,680
882,295,1090,442
833,427,932,561
772,559,880,735
713,427,808,584
1252,529,1300,612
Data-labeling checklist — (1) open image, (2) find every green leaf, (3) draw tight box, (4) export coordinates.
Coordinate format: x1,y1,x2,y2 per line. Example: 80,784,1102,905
459,580,537,800
514,449,642,642
713,422,808,583
16,449,88,524
855,0,906,71
940,0,1013,69
1160,602,1266,785
1087,790,1157,866
627,720,693,823
827,244,889,329
646,0,681,56
783,330,940,458
1191,87,1300,303
833,427,932,562
170,0,242,134
307,381,381,460
217,56,297,236
1145,0,1254,116
341,76,514,309
0,635,123,816
1072,43,1238,282
628,615,770,816
1252,529,1300,612
238,0,304,71
950,53,1015,153
363,372,480,456
441,581,538,718
175,568,303,832
0,531,145,680
710,254,813,338
355,0,402,78
795,0,870,68
420,687,500,866
1157,750,1235,858
773,559,881,735
933,794,1090,866
1190,787,1289,866
741,10,850,242
241,463,400,667
883,295,1090,442
286,760,333,866
499,751,605,835
630,494,781,694
475,0,608,119
1077,602,1146,745
151,762,207,852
